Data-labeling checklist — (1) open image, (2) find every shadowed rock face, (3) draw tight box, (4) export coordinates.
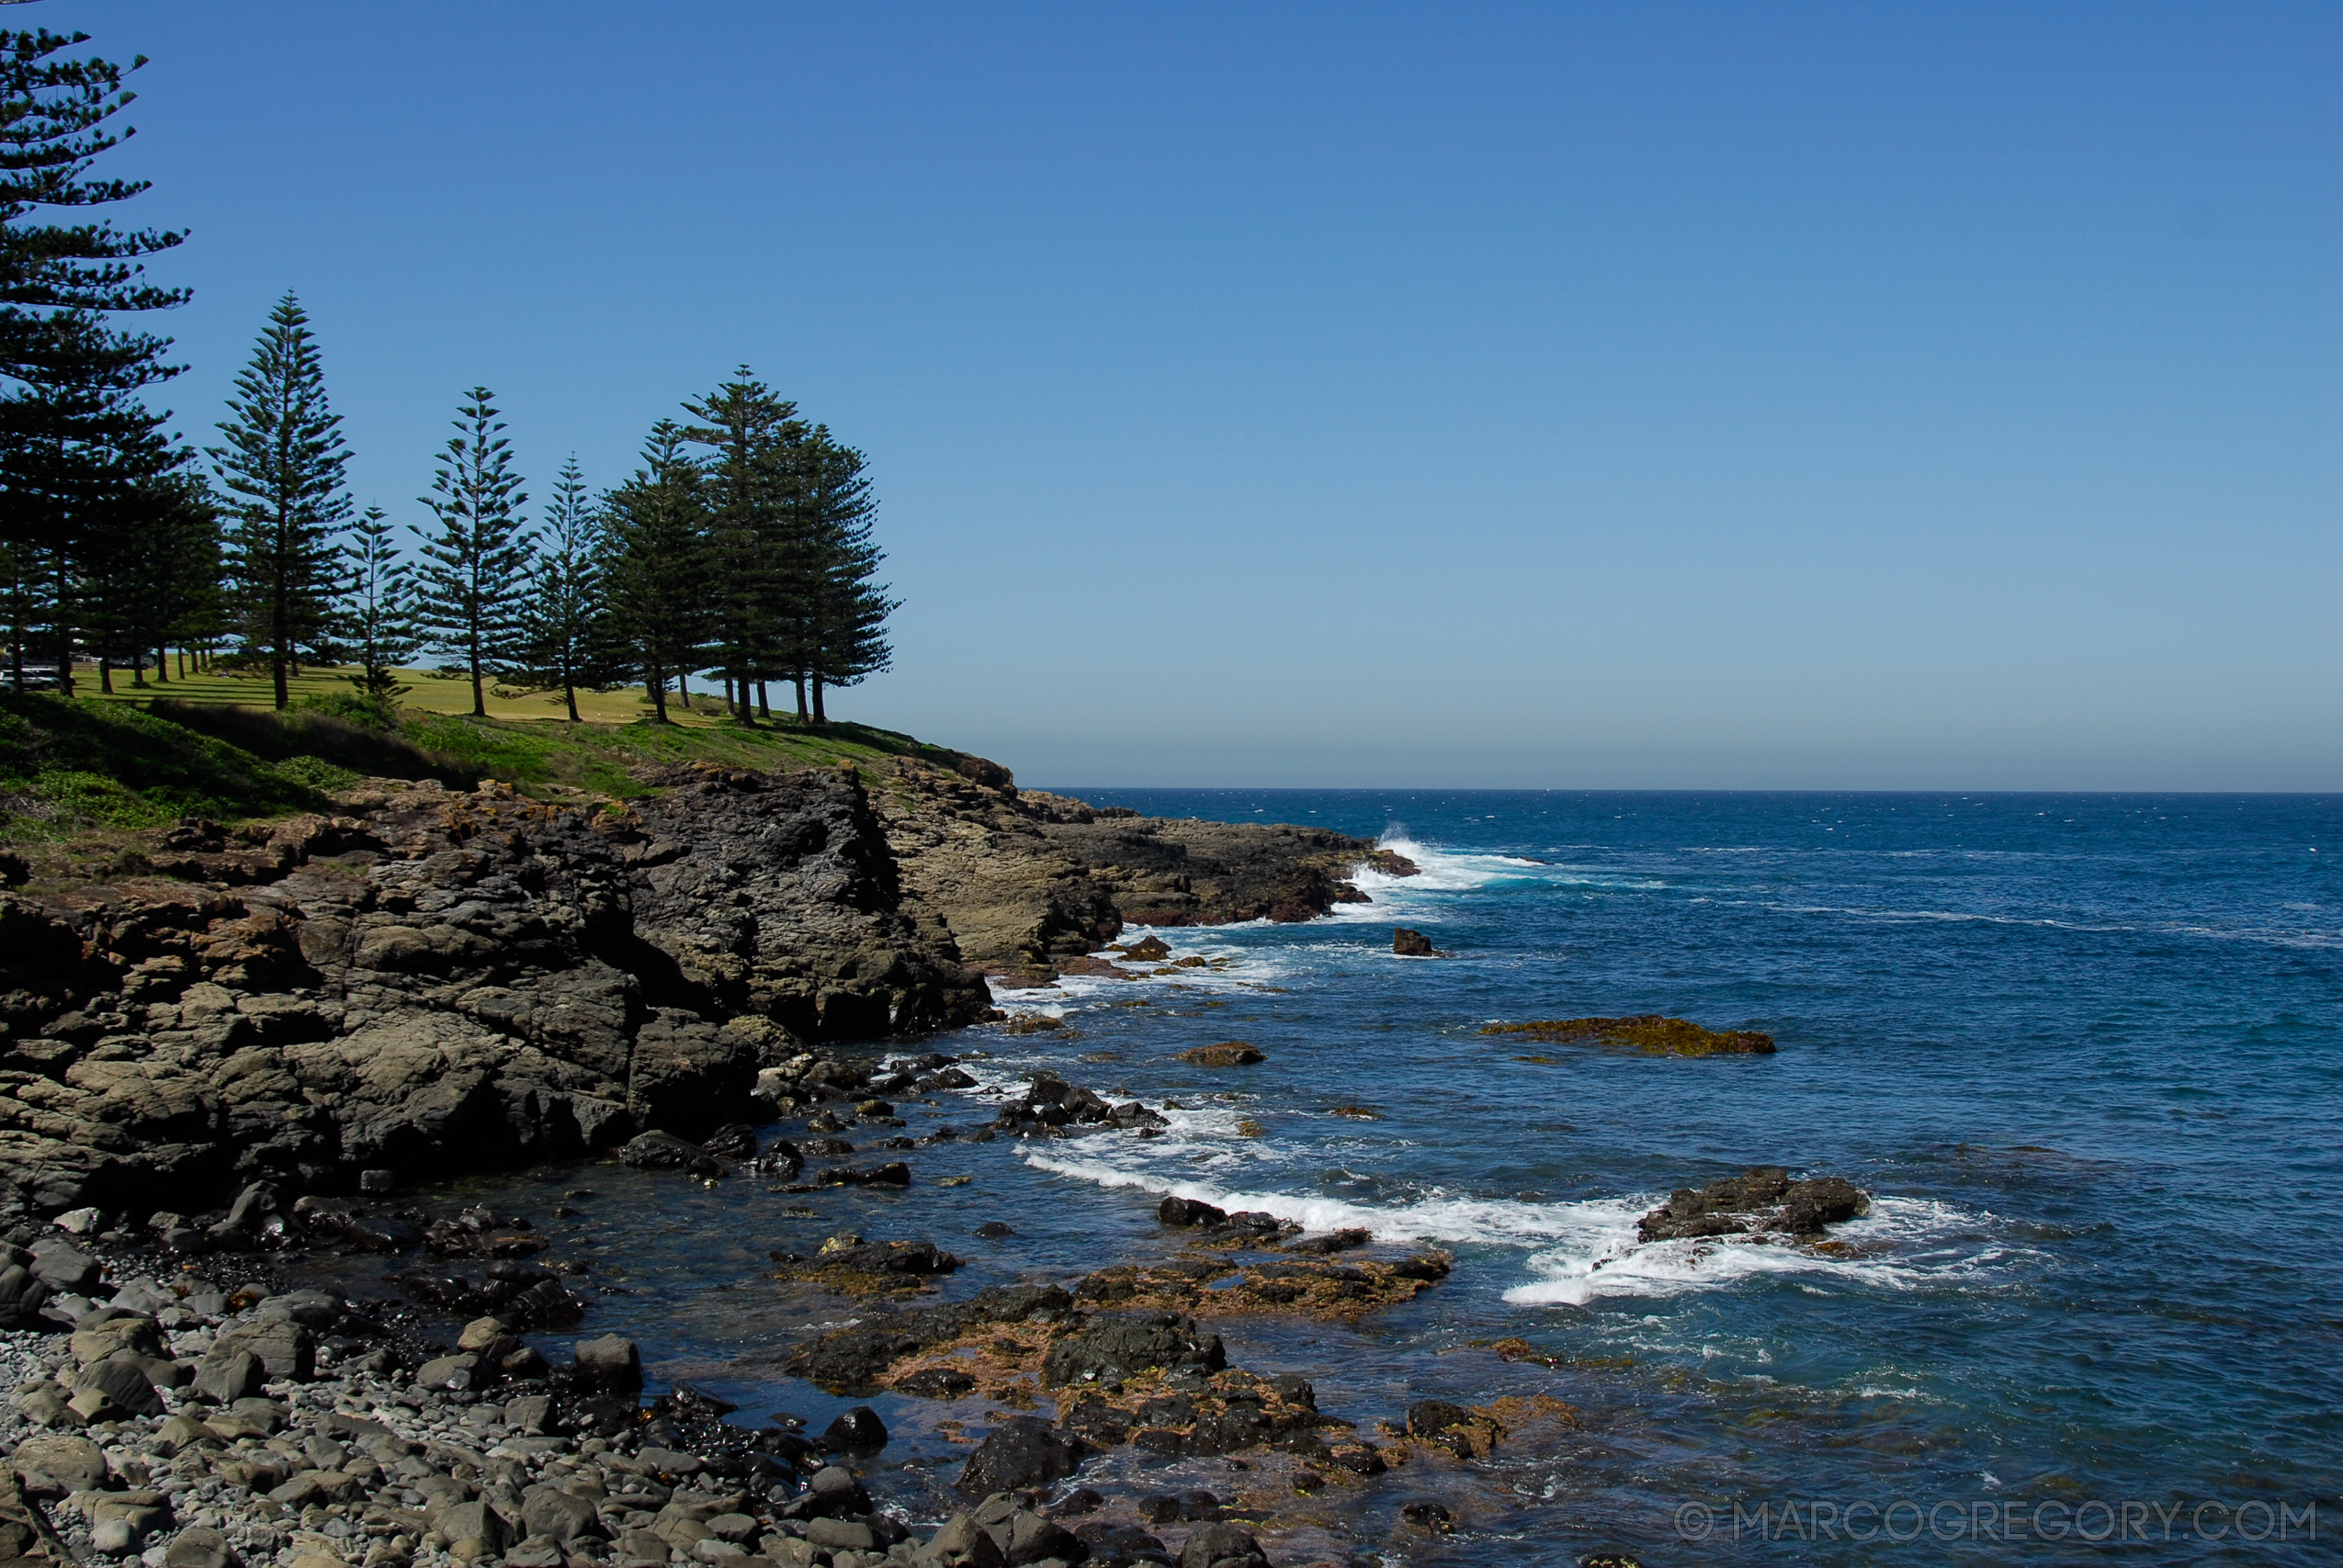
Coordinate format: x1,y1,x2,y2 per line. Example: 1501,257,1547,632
879,761,1372,979
0,768,990,1216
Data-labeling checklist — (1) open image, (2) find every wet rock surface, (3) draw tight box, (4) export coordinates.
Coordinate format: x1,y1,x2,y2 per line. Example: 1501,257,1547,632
1635,1167,1870,1242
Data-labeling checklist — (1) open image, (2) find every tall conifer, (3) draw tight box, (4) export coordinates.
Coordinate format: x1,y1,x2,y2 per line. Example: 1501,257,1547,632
413,387,531,716
681,370,800,725
209,292,348,708
602,423,711,724
515,456,605,722
799,429,896,722
0,19,189,694
338,504,417,709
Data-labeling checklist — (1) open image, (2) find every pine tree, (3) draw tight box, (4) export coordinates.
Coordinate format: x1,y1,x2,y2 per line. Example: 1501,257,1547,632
337,504,417,713
81,465,212,688
681,370,801,725
209,293,348,708
514,455,606,722
799,429,897,723
0,22,189,694
412,387,531,717
601,422,712,724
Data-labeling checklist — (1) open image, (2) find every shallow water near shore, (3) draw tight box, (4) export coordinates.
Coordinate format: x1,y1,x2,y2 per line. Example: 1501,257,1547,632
349,791,2342,1565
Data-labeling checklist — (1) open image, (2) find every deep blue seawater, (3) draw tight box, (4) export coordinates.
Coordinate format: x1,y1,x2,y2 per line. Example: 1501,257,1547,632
388,792,2343,1565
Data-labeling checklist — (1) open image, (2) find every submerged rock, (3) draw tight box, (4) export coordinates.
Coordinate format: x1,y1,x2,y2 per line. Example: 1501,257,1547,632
1176,1042,1264,1066
1483,1014,1776,1055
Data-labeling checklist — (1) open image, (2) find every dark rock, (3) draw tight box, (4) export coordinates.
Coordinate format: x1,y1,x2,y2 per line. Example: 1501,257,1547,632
1391,927,1437,957
973,1221,1016,1239
1076,1520,1170,1566
1176,1522,1265,1568
621,1131,726,1178
1399,1500,1454,1531
1043,1314,1227,1386
1175,1043,1262,1066
1636,1167,1869,1242
1285,1228,1369,1254
1157,1197,1227,1228
1405,1399,1475,1438
822,1404,889,1451
701,1122,758,1159
956,1415,1086,1497
895,1367,976,1398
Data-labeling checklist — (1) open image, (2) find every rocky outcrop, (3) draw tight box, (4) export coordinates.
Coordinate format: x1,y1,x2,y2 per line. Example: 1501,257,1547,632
1636,1167,1869,1242
878,760,1373,980
0,768,989,1217
1482,1015,1775,1056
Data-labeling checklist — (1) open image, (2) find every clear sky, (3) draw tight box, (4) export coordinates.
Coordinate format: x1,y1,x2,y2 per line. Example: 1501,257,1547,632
41,1,2342,789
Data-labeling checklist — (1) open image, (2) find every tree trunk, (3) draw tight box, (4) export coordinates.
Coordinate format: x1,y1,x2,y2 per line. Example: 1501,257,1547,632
646,670,669,722
563,680,580,723
469,631,485,716
793,674,808,724
811,675,825,724
678,669,693,710
131,649,145,687
757,682,769,718
99,654,113,694
273,593,290,710
154,643,169,683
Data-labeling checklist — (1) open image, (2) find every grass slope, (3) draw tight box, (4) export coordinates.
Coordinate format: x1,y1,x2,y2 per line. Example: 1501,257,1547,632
3,682,990,850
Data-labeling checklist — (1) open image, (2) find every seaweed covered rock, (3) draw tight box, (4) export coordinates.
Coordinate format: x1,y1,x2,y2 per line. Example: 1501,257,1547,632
1482,1014,1776,1056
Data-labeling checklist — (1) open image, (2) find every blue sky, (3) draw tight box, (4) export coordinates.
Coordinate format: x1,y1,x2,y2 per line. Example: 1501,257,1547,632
45,2,2342,788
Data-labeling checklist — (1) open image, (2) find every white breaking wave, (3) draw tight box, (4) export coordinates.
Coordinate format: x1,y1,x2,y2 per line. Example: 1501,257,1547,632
1021,1143,2011,1310
1499,1195,2005,1306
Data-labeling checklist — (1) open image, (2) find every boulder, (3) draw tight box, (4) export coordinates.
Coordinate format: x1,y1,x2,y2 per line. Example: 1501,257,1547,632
915,1514,1006,1568
74,1352,163,1416
11,1433,107,1495
209,1317,313,1381
1391,927,1437,957
192,1349,264,1404
822,1404,888,1451
1177,1523,1266,1568
955,1416,1085,1497
164,1527,240,1568
1158,1196,1227,1228
573,1333,642,1392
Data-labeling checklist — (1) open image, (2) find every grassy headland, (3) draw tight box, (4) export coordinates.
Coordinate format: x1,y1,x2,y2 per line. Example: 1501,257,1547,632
1,668,988,857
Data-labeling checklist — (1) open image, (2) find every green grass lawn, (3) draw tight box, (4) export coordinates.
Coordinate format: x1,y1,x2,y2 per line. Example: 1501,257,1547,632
4,671,982,850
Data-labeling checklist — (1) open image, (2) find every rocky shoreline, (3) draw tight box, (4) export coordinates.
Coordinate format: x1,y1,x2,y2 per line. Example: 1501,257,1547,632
0,751,1879,1568
0,755,1372,1218
0,1023,1877,1568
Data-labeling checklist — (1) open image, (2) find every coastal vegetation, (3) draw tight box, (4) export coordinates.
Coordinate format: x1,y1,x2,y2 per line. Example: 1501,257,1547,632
0,685,983,859
0,19,897,730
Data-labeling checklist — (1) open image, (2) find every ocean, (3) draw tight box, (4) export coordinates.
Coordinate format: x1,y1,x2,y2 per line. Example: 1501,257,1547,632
379,790,2343,1564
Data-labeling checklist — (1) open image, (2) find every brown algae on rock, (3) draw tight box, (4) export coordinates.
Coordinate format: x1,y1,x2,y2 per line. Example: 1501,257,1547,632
1481,1014,1776,1055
